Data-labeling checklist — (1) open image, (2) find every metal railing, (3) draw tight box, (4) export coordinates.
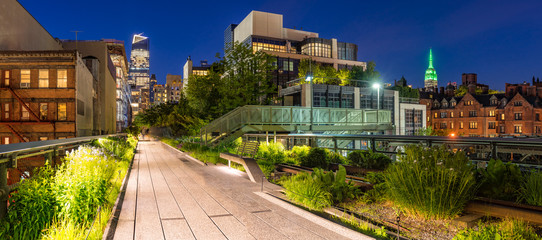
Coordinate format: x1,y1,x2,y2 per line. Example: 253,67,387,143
0,133,127,219
201,105,392,144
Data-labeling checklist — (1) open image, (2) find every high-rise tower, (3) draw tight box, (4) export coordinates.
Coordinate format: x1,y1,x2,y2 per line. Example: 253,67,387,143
424,48,438,89
128,34,150,115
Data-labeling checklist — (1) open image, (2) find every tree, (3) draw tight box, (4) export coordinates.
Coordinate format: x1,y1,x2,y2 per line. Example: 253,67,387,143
184,71,223,120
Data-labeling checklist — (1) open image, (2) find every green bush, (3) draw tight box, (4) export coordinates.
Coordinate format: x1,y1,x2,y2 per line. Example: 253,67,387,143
519,171,542,206
347,150,392,170
300,147,330,169
311,166,360,203
477,159,523,201
257,141,286,164
454,218,540,240
0,166,57,240
258,160,275,177
327,150,348,165
282,173,332,210
286,145,310,163
361,172,388,203
385,145,477,219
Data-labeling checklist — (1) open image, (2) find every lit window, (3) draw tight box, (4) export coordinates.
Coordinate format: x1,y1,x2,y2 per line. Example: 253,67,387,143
501,114,505,120
434,112,438,118
4,70,10,86
20,69,30,88
39,103,48,120
3,103,9,120
460,111,464,117
469,121,478,129
450,112,454,118
21,106,29,120
514,125,522,133
39,69,48,88
39,137,48,141
489,110,495,117
460,122,464,129
58,103,67,121
3,137,9,145
450,122,454,129
57,69,67,88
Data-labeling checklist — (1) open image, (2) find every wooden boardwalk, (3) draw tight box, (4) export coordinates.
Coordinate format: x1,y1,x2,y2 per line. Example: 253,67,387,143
109,140,370,240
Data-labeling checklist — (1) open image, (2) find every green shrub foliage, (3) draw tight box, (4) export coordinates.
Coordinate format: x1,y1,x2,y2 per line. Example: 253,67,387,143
519,171,542,207
257,142,286,164
385,145,477,219
477,159,523,201
281,173,332,210
361,172,388,203
301,147,330,169
454,218,540,240
347,150,392,170
311,165,360,203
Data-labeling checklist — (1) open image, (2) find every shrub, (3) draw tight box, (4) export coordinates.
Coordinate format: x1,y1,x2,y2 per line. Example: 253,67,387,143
327,150,348,165
311,165,360,203
454,218,540,240
281,173,332,210
385,145,477,219
257,141,286,164
347,150,392,170
519,171,542,206
258,160,275,177
287,145,311,161
477,159,523,201
361,172,388,203
300,147,330,169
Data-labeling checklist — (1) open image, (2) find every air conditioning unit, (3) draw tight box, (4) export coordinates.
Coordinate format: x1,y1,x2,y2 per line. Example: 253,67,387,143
20,82,30,88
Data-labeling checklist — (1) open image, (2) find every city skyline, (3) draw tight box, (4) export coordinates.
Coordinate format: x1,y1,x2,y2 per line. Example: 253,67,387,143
18,0,542,90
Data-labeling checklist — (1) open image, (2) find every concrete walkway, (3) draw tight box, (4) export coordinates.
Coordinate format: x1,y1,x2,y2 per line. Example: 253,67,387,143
110,140,371,240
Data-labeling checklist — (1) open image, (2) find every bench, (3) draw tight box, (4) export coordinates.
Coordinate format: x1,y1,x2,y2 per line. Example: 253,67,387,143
220,141,265,183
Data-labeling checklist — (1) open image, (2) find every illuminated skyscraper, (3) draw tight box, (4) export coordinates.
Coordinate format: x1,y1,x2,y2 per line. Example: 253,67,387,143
128,34,150,115
424,48,438,89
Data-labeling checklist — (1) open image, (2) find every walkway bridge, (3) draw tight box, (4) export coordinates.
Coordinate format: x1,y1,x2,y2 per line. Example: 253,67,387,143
201,105,392,145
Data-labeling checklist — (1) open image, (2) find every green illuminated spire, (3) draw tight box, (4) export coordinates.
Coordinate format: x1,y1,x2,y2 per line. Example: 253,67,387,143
424,48,437,88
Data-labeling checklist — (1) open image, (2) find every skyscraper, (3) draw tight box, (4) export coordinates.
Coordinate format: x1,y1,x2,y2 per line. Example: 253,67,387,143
128,34,150,115
424,48,438,89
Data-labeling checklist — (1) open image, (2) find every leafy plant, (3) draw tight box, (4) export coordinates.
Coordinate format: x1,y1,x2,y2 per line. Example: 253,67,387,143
478,159,523,201
347,150,392,170
327,150,348,165
385,145,477,219
311,165,360,203
258,160,275,177
257,141,286,164
454,218,540,240
300,147,330,169
519,171,542,206
361,172,388,203
281,173,332,210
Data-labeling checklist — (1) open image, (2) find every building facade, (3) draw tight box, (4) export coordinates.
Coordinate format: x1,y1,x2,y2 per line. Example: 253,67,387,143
128,34,150,115
225,11,367,87
166,74,183,103
424,48,438,90
106,40,132,132
182,57,211,91
153,84,167,105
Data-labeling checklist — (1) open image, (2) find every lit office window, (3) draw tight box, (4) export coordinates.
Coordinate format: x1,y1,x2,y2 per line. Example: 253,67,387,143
39,69,49,88
20,69,30,88
39,103,48,120
57,69,67,88
58,103,67,121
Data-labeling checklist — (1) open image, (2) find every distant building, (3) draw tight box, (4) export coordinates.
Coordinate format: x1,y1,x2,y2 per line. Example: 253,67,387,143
106,40,132,132
166,74,183,103
128,34,150,115
225,11,367,87
149,74,157,104
153,84,167,105
182,57,211,91
424,48,438,90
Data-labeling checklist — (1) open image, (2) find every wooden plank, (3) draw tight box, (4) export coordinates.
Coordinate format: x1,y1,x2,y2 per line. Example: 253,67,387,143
161,219,195,240
465,201,542,225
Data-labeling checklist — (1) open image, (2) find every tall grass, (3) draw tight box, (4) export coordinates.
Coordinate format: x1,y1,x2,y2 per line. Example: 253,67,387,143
477,159,523,201
453,218,540,239
519,171,542,207
281,173,333,210
385,145,477,219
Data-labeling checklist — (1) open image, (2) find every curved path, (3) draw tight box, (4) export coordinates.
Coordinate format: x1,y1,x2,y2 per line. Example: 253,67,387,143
109,140,371,240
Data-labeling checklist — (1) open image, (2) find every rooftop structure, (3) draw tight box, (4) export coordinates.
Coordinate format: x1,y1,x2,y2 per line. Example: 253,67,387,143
424,48,438,89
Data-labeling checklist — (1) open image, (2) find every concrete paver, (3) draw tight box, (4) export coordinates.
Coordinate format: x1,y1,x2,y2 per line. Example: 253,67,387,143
111,140,371,240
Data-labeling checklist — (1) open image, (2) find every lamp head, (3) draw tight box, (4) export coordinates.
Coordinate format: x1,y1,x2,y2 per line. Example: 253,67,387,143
372,83,381,89
306,76,312,82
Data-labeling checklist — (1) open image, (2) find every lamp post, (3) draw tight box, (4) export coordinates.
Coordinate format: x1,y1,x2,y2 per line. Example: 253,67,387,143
372,83,381,126
305,56,313,132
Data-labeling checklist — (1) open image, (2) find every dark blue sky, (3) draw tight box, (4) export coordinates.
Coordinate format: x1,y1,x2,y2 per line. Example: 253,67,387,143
19,0,542,90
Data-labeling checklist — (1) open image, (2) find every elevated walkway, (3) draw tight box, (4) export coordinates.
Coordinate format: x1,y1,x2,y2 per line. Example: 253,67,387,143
201,105,393,145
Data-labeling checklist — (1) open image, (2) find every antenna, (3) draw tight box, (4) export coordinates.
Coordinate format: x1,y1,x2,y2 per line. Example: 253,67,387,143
71,30,83,51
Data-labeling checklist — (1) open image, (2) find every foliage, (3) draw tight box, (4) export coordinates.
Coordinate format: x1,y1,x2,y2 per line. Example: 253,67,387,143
286,145,310,164
257,141,286,164
336,215,389,240
385,145,477,219
477,159,522,201
180,142,228,165
415,126,450,136
257,160,275,178
311,166,360,203
133,100,205,137
519,171,542,206
453,218,540,240
281,173,332,210
93,136,137,162
0,165,57,240
300,147,330,169
0,137,136,240
361,172,388,203
327,150,348,165
297,60,381,87
347,150,392,170
454,85,503,97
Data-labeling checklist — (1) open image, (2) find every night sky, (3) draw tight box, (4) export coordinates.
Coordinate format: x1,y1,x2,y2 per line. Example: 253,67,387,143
18,0,542,90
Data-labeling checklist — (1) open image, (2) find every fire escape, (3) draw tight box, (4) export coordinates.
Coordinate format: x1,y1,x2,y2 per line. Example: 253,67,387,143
0,87,54,142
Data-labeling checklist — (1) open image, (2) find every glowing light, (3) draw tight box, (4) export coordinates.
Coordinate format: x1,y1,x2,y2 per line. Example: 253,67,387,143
372,83,381,89
450,133,456,137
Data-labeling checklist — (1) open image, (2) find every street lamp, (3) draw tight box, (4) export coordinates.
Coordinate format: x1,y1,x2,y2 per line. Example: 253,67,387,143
306,74,313,131
372,83,381,109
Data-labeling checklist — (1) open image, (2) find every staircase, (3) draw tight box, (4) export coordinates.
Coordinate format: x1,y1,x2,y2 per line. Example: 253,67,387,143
200,105,393,146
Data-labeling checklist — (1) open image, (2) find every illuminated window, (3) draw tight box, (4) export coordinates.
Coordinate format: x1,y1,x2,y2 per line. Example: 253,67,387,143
3,137,9,145
514,125,522,133
460,121,464,129
460,111,464,117
501,114,505,120
450,122,454,129
3,104,9,120
58,103,67,121
488,122,496,129
450,112,454,118
489,110,495,117
20,69,30,88
469,121,478,129
39,137,48,141
3,70,10,86
39,69,48,88
21,106,29,120
434,112,438,118
39,103,48,120
57,69,67,88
